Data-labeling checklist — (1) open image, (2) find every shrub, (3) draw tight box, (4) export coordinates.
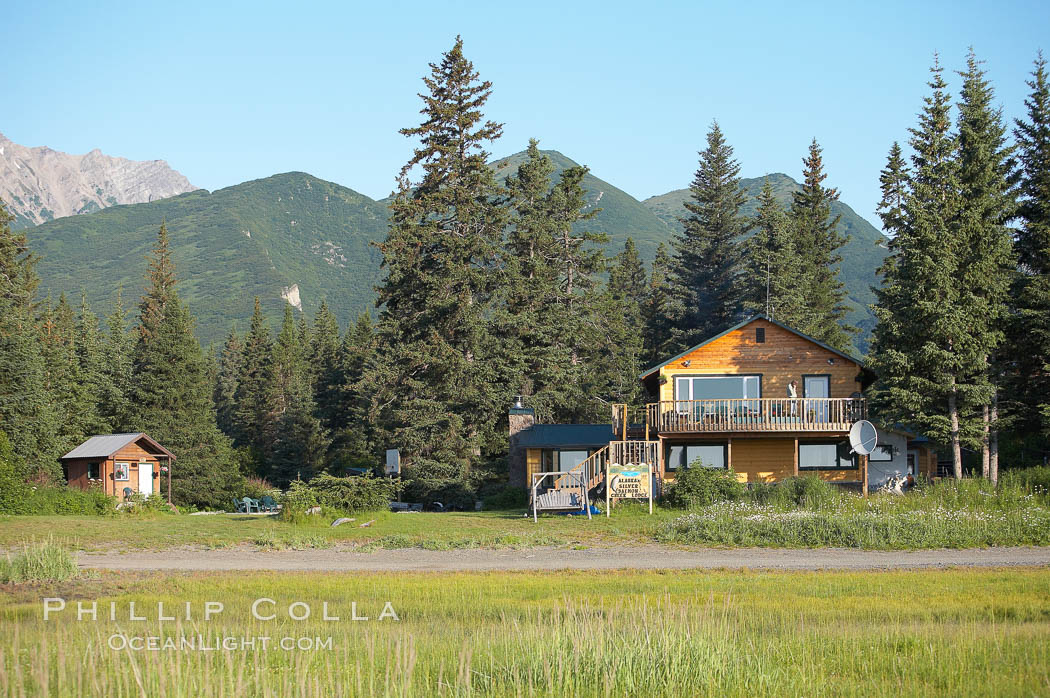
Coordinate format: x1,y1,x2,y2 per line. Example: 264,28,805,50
767,476,840,510
402,476,476,511
1002,466,1050,498
281,474,402,518
10,485,115,516
663,464,745,508
482,485,528,511
0,537,78,583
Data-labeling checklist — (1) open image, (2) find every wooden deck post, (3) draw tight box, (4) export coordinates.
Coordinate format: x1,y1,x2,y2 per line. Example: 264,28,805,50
793,438,799,477
861,454,869,498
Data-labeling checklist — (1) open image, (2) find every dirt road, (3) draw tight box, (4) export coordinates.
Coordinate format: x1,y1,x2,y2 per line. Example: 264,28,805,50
77,545,1050,573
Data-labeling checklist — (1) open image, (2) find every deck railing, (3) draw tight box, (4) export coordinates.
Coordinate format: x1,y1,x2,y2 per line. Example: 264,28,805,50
646,398,866,433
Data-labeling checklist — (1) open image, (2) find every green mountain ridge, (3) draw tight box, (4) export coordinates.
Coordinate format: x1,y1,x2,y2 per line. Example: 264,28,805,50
22,151,887,351
643,172,890,344
25,172,388,347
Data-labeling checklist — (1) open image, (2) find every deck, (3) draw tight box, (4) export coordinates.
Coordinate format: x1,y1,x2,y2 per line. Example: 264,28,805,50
645,398,866,434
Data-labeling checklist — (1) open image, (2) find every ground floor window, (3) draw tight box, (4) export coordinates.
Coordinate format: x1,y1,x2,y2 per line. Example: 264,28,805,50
666,443,727,470
87,462,100,480
798,442,856,470
541,449,592,473
114,462,130,480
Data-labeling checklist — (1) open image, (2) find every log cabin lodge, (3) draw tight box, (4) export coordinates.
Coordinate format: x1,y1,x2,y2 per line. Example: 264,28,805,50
510,315,938,500
60,432,174,502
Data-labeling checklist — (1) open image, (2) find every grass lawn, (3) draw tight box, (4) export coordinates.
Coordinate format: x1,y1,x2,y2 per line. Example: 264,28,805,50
0,505,677,552
1,567,1048,696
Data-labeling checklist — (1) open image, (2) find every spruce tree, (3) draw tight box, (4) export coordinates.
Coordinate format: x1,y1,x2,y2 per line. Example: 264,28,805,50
100,288,134,432
129,223,240,508
335,313,379,469
788,139,857,350
870,58,970,477
232,297,275,472
603,239,647,408
955,49,1018,482
642,242,673,369
214,328,242,438
308,300,343,442
0,198,56,473
366,37,509,485
74,294,112,437
1010,52,1050,452
742,178,809,324
269,305,329,485
666,122,746,352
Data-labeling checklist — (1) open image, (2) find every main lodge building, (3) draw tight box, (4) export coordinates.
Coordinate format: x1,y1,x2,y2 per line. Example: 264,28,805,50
510,315,937,499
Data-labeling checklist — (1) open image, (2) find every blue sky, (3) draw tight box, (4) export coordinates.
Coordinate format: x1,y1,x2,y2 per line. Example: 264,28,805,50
5,0,1048,229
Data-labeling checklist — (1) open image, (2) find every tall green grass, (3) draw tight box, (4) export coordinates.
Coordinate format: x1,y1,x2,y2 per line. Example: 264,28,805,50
658,477,1050,548
0,568,1048,695
0,537,78,583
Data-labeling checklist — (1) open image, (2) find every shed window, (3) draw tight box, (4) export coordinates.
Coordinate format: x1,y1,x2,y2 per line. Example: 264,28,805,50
114,462,130,481
798,443,856,470
88,462,100,480
756,327,765,343
666,443,727,470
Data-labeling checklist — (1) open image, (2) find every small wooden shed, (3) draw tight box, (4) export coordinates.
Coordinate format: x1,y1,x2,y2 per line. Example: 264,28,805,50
60,433,175,502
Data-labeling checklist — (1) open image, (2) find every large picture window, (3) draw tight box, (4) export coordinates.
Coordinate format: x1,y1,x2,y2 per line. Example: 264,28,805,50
675,375,760,401
666,443,727,470
798,442,856,470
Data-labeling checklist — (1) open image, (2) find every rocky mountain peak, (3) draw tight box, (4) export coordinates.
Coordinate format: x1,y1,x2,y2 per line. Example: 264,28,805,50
0,133,198,228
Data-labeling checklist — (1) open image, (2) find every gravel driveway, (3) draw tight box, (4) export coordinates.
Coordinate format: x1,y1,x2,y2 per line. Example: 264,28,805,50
77,545,1050,572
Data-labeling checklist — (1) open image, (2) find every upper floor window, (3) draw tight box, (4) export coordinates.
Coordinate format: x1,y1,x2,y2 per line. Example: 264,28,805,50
756,327,765,343
675,375,760,401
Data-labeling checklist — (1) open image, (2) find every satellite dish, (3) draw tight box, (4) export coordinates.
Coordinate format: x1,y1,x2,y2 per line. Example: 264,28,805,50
849,420,878,456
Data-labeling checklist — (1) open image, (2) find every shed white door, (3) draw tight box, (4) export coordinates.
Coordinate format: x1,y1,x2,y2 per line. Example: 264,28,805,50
139,462,153,496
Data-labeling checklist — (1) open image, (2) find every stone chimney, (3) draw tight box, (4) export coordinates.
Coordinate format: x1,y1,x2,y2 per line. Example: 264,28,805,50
508,396,535,488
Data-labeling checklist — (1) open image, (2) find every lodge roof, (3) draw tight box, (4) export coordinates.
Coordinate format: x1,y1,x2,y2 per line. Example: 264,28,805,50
515,424,614,449
639,314,868,379
60,433,176,461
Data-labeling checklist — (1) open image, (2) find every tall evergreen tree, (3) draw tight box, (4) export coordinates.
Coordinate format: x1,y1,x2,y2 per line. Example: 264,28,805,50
788,139,857,350
214,328,242,438
268,305,329,485
74,294,112,437
0,199,56,473
232,297,275,471
129,223,240,507
955,49,1018,482
870,58,970,477
665,122,746,352
642,242,673,369
99,287,135,432
309,300,343,441
1009,52,1050,455
335,313,379,469
603,239,648,407
366,37,509,484
742,178,809,324
38,294,95,472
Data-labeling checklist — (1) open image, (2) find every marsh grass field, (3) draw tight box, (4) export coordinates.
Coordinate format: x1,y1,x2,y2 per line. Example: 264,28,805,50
2,477,1048,553
1,567,1048,696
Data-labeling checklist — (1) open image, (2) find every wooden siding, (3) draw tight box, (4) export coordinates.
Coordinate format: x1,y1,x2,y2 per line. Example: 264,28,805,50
112,442,157,495
655,318,863,403
526,449,542,482
728,438,795,483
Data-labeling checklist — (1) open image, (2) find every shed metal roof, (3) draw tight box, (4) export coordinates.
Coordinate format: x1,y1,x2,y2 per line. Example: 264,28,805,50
60,433,175,461
515,424,613,449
